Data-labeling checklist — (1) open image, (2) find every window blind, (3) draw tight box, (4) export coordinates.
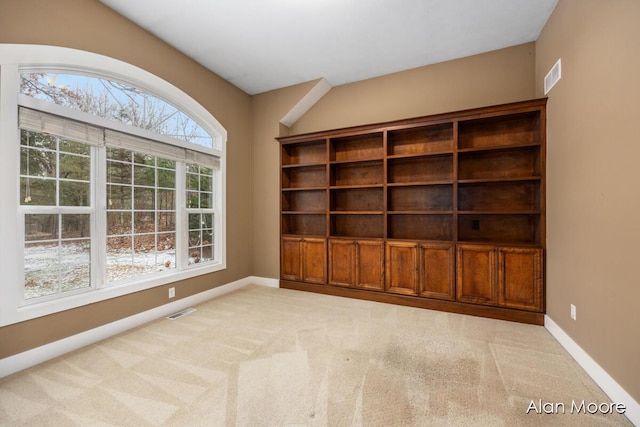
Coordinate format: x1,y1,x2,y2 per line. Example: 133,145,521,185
186,150,220,169
105,129,218,167
19,107,219,168
105,128,185,161
19,107,104,146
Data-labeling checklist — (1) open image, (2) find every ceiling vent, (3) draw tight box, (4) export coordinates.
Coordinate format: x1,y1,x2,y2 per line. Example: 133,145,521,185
544,58,562,95
166,307,196,320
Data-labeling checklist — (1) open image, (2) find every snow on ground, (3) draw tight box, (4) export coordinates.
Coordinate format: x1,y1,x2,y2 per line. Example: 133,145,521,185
24,242,176,300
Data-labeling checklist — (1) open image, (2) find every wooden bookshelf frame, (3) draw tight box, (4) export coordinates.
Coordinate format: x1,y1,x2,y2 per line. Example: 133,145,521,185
278,98,547,325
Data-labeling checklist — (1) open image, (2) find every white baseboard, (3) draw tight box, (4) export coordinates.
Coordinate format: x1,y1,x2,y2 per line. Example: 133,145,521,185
545,315,639,426
0,276,275,379
246,275,280,288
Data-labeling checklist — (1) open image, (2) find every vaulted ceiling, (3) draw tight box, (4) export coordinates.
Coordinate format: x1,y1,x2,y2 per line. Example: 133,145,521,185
100,0,558,95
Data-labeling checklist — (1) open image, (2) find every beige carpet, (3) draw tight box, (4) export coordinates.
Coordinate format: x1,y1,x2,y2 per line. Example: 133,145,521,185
0,285,632,426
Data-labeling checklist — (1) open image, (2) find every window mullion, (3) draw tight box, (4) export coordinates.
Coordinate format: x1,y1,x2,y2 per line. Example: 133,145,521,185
94,145,107,288
175,162,187,269
213,170,221,264
56,138,60,207
57,213,63,295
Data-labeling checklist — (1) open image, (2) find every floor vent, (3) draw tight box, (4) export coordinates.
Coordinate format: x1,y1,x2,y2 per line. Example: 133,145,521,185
166,308,197,320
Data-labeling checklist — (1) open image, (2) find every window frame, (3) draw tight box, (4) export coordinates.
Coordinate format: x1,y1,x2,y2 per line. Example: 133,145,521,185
20,130,96,301
104,146,179,284
0,45,227,327
186,163,218,267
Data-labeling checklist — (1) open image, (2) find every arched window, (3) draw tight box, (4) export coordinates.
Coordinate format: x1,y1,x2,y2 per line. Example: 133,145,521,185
20,72,215,149
0,45,227,326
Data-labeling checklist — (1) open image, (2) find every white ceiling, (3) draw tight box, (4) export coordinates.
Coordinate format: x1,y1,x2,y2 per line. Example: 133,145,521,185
100,0,558,95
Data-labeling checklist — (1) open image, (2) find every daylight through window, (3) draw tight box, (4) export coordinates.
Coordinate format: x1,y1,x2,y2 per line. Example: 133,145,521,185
106,148,177,283
20,72,214,149
18,104,222,301
21,129,93,299
0,47,226,326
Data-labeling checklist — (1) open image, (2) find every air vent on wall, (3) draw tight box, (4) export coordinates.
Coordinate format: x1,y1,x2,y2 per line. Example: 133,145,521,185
544,58,562,94
166,307,197,320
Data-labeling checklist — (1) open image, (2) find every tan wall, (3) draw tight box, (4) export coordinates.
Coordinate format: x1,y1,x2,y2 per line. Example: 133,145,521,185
536,0,640,401
251,80,321,278
291,43,536,134
251,44,536,280
0,0,252,358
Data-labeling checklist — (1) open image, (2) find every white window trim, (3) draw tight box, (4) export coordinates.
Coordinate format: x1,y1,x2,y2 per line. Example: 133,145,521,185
0,45,227,326
19,131,96,303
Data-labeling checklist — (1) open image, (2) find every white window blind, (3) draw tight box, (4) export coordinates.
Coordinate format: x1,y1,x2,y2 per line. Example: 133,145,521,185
105,129,219,168
187,150,220,169
19,107,219,168
19,107,104,146
105,128,185,160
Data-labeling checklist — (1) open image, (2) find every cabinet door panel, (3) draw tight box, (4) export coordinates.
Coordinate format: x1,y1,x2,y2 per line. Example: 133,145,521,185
328,239,356,287
498,247,543,311
456,244,496,305
356,240,384,291
385,241,418,295
302,238,327,284
281,238,302,281
419,243,455,300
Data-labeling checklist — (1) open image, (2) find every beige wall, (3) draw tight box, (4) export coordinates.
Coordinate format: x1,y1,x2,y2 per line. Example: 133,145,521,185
251,80,321,278
0,0,252,358
250,43,536,280
536,0,640,401
291,43,536,134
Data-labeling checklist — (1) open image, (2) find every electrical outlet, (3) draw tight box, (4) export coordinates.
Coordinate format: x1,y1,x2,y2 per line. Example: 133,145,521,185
168,287,175,299
570,304,576,320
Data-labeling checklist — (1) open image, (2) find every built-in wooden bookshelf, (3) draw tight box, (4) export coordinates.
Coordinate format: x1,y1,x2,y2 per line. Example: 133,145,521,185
278,98,546,325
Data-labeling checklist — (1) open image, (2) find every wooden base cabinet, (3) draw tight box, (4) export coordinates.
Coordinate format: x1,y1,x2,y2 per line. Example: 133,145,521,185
385,241,419,295
456,244,497,306
419,243,455,300
281,237,327,284
498,247,543,311
385,241,454,299
328,238,384,291
456,244,543,312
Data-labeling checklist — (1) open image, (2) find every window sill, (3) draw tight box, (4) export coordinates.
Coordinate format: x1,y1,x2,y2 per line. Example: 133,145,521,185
2,262,226,327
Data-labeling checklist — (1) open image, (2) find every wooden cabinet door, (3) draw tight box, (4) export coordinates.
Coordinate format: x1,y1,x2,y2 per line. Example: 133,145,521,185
328,239,356,287
356,240,384,291
385,241,418,295
281,237,302,281
419,243,455,300
456,244,497,305
498,247,543,311
302,238,327,284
